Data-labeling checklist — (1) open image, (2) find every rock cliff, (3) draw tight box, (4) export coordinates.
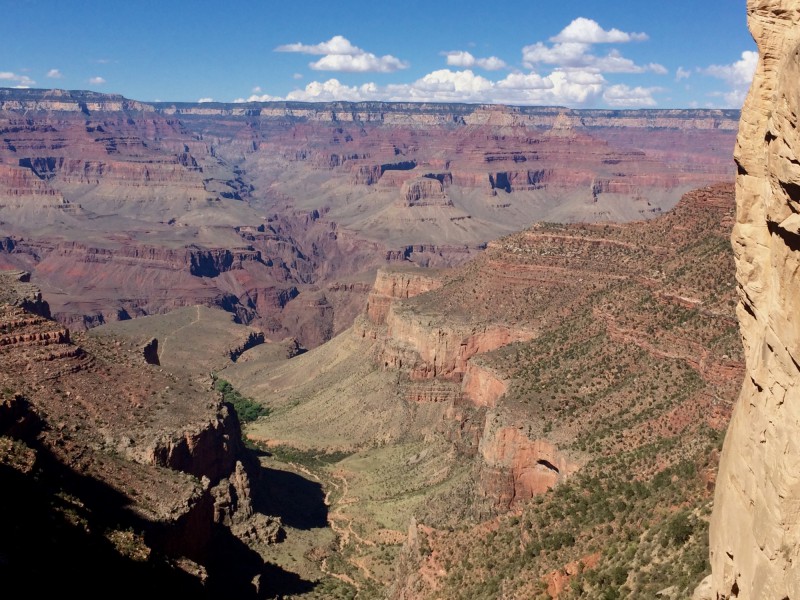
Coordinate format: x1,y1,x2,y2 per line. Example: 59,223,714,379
709,1,800,598
0,271,284,593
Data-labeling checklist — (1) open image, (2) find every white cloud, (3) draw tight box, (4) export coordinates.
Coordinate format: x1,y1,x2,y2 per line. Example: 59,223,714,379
408,69,494,97
443,51,507,71
496,72,553,91
675,66,691,81
522,42,663,74
0,71,35,86
603,84,660,107
281,68,608,107
551,17,648,44
703,50,758,107
477,56,507,71
235,92,283,103
251,86,262,93
276,35,362,55
704,51,757,87
259,19,669,108
293,73,303,79
522,42,590,69
276,35,408,73
286,79,380,102
198,97,214,103
522,42,667,75
521,18,661,76
309,53,407,73
88,76,106,85
46,68,63,79
445,50,477,68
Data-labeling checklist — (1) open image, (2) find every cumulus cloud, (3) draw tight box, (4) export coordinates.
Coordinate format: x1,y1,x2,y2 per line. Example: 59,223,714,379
521,17,662,75
234,92,283,103
88,76,106,85
260,17,666,108
522,42,664,74
675,66,691,81
276,35,408,73
551,17,647,44
309,53,407,73
276,35,361,55
280,68,609,107
603,84,661,107
444,51,477,67
496,72,552,91
286,79,380,102
0,71,35,87
443,51,507,71
198,97,214,103
704,51,757,86
46,68,63,79
702,50,757,106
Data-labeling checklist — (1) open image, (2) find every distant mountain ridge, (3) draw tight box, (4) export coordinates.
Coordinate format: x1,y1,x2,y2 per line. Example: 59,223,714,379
0,86,740,128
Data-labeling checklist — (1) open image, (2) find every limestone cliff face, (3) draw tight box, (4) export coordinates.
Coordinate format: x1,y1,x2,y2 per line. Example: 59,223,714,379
709,1,800,598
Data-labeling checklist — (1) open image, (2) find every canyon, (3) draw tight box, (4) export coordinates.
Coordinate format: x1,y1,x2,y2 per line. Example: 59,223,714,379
0,88,737,349
212,183,742,598
3,78,789,599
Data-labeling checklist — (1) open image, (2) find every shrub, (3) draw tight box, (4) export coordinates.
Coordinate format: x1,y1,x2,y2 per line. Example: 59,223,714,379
213,378,270,423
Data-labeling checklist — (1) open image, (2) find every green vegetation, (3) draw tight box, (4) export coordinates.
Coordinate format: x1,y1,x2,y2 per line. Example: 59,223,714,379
428,435,718,599
213,377,270,423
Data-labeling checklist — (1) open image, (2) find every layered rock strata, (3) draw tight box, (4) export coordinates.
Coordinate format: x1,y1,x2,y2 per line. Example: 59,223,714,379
0,88,740,346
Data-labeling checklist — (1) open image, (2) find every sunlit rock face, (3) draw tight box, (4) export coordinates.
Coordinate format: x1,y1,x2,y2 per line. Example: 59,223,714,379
709,1,800,598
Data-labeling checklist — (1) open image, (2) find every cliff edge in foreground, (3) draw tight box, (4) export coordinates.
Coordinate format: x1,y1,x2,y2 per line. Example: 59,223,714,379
709,1,800,597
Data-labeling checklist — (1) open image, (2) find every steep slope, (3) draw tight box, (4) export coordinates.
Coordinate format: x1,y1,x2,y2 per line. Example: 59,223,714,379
0,270,301,597
221,184,742,597
708,1,800,598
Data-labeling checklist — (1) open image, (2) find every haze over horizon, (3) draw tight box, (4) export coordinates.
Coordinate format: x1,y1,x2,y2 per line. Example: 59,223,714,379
2,0,754,109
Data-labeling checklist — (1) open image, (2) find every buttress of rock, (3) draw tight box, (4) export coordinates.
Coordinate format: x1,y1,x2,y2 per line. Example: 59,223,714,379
708,1,800,598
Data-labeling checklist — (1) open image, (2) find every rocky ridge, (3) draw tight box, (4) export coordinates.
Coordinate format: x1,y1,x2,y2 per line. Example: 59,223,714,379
0,271,290,596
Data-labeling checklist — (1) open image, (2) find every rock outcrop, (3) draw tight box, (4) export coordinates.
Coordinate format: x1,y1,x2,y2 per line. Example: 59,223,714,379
709,1,800,598
0,274,285,592
366,268,443,325
478,418,579,510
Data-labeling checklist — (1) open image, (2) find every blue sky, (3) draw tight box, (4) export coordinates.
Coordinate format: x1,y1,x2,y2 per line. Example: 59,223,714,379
1,0,755,108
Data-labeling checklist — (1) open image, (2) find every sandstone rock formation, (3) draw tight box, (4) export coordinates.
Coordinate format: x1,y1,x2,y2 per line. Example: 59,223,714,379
709,1,800,598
